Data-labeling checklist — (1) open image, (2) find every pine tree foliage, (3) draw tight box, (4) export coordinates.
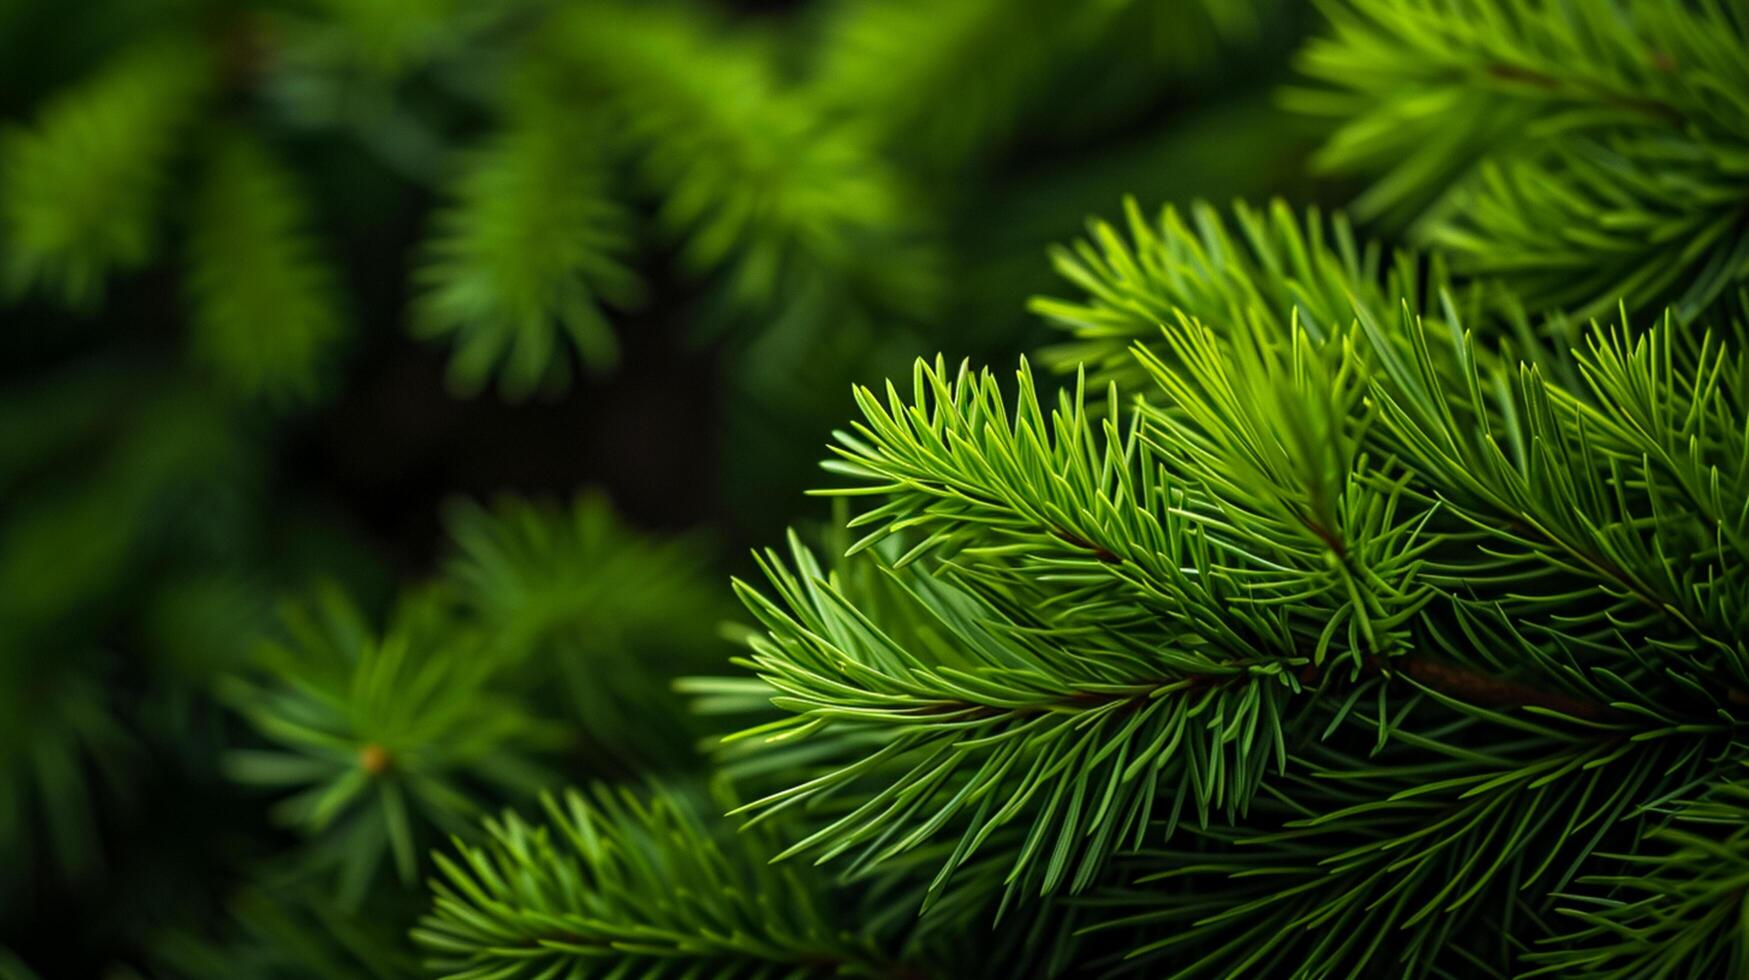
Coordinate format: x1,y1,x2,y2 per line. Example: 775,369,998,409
0,39,211,305
210,485,724,920
0,666,121,878
809,0,1277,172
152,882,420,980
1291,0,1749,323
10,0,1749,976
221,585,564,906
0,14,366,405
440,493,720,665
546,1,941,328
695,199,1749,974
414,784,922,980
438,492,728,765
414,89,641,398
186,132,344,402
1029,197,1471,388
1524,768,1749,979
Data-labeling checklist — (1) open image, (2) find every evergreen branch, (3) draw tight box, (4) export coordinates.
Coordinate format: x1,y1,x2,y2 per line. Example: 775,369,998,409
185,132,344,403
221,585,563,907
1355,301,1749,707
542,1,941,331
1028,198,1474,388
414,88,641,399
1525,765,1749,979
438,491,728,766
724,531,1297,904
1291,0,1749,320
1037,200,1749,713
1084,711,1720,978
0,39,212,305
1432,140,1749,324
414,784,927,980
710,198,1749,972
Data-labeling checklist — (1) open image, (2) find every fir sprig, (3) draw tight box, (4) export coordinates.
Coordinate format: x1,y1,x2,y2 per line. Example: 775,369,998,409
0,39,211,305
704,198,1749,975
1291,0,1749,322
185,132,344,402
414,91,641,398
438,491,727,767
221,585,563,906
414,784,926,980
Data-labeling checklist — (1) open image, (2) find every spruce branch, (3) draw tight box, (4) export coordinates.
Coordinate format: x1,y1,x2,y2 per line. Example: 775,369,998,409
221,585,563,906
1083,713,1718,977
414,784,931,980
185,131,344,403
437,491,728,767
1291,0,1749,321
0,39,212,305
1028,198,1484,389
414,85,641,399
1525,766,1749,979
708,200,1749,975
541,1,942,331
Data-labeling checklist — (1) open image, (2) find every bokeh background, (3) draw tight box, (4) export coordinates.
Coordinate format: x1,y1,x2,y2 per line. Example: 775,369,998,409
0,0,1349,974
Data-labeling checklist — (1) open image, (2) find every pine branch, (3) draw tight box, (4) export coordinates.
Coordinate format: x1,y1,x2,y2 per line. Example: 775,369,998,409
1525,767,1749,978
0,39,212,306
438,491,728,767
1028,198,1486,389
185,132,344,404
220,585,563,907
1291,0,1749,321
414,784,933,980
540,1,941,332
414,86,641,399
707,200,1749,974
1083,712,1720,977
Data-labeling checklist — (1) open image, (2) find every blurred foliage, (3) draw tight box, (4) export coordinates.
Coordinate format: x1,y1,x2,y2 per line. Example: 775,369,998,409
0,0,1326,974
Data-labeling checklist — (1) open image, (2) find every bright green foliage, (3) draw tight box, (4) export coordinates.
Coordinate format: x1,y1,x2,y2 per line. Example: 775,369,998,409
438,492,728,765
0,39,210,305
186,133,344,402
415,96,640,398
1292,0,1749,322
414,784,918,980
703,199,1749,974
1030,197,1466,387
221,585,563,906
8,0,1749,976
